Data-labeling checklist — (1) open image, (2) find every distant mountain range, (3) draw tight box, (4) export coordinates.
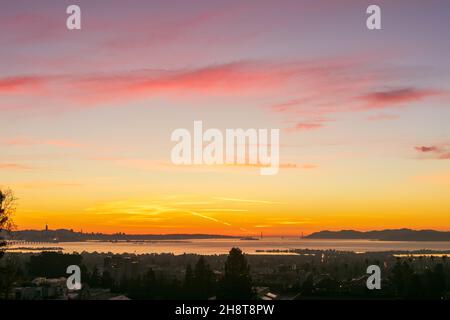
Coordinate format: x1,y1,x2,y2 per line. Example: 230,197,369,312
4,228,450,242
1,229,238,242
306,229,450,241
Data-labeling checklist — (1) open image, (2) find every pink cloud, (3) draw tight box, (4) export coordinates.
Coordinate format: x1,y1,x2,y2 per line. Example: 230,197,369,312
415,146,440,153
0,76,44,93
414,144,450,159
289,123,324,132
3,58,356,107
440,153,450,160
2,58,446,131
360,88,442,110
0,61,298,105
276,85,444,132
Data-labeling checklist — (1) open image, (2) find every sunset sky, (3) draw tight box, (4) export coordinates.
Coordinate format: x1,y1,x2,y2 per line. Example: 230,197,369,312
1,0,450,236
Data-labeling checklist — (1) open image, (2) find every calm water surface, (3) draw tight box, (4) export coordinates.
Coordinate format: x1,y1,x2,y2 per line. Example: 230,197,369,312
8,238,450,255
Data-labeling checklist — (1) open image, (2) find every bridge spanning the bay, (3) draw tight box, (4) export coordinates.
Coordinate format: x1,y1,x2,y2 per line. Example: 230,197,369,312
6,240,60,245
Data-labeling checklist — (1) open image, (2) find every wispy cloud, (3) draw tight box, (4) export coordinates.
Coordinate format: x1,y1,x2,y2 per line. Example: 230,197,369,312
3,57,446,140
13,181,83,189
415,146,440,153
359,88,442,110
1,61,300,105
0,76,44,93
196,208,248,212
0,163,34,170
3,137,85,149
287,122,324,132
276,220,311,225
213,197,284,205
188,210,232,226
414,144,450,159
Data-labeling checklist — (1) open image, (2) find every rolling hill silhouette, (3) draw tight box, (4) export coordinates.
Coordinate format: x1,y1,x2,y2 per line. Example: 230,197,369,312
306,228,450,241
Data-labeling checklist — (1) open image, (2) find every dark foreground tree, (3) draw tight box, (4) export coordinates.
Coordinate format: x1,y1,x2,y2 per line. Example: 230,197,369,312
217,248,254,299
0,188,17,299
193,257,215,299
183,263,195,297
28,252,83,278
0,188,16,260
183,257,215,299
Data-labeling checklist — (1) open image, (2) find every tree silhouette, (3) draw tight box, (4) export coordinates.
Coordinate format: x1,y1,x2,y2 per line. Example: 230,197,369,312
193,257,215,299
101,270,114,289
0,188,17,299
28,252,83,278
301,273,314,296
182,257,215,299
0,188,16,260
0,258,23,299
185,263,193,280
87,266,102,287
425,263,446,298
391,260,414,297
218,248,254,300
183,263,195,297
